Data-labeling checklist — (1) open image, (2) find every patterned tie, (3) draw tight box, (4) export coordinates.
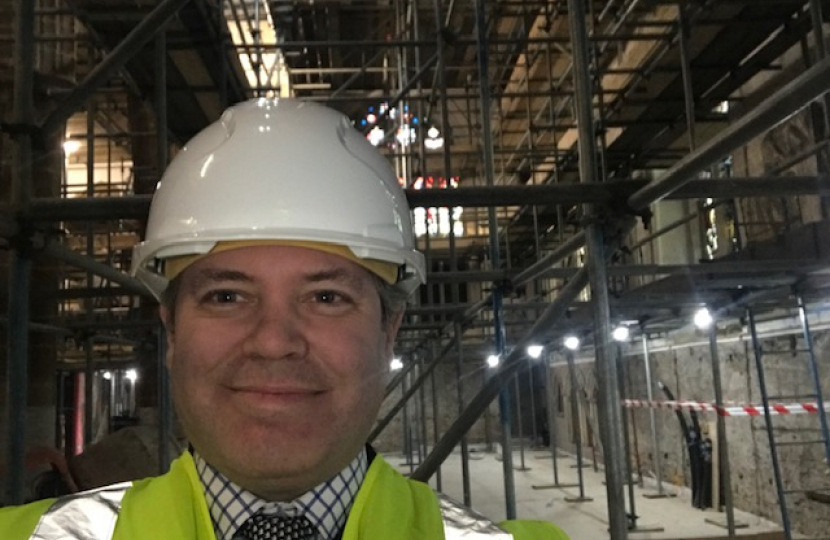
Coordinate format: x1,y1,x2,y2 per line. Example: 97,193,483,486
237,512,317,540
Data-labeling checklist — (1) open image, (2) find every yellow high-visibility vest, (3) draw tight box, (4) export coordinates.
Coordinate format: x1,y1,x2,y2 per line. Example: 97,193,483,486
1,452,570,540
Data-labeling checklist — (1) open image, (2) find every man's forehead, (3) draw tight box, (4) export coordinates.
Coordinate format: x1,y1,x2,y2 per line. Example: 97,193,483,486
183,245,375,284
164,240,399,285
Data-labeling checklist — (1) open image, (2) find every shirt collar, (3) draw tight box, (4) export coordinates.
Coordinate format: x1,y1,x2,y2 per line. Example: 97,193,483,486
194,450,368,540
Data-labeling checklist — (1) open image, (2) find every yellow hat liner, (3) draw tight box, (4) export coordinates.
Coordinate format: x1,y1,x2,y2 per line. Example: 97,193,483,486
163,240,400,285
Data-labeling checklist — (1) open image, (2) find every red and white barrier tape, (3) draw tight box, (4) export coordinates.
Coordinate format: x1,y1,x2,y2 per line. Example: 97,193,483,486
622,399,830,417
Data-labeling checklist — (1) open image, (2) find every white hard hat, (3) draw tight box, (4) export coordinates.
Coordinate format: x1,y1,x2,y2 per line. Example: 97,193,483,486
131,98,425,299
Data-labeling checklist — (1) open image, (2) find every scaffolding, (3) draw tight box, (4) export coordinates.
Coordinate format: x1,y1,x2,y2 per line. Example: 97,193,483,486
2,0,830,538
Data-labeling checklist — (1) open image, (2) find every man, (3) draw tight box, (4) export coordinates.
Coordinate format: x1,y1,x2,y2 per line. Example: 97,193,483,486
1,98,569,539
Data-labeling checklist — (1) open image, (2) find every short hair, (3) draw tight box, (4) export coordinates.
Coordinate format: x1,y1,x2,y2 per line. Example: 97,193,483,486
373,273,410,325
161,270,408,329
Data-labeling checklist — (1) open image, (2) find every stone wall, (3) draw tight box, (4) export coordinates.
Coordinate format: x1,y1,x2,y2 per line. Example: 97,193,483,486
550,313,830,538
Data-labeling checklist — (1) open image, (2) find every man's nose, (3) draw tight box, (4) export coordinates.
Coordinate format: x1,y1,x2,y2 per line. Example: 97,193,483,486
241,303,309,360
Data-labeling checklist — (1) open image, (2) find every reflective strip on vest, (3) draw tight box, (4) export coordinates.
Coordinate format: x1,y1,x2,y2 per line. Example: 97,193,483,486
29,482,132,540
27,482,513,540
439,494,515,539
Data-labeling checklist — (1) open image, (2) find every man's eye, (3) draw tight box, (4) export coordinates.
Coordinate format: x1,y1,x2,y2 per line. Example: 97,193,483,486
207,290,240,304
315,290,344,304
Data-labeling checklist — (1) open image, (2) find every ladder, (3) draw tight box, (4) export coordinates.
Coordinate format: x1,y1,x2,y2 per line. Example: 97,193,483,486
747,295,830,540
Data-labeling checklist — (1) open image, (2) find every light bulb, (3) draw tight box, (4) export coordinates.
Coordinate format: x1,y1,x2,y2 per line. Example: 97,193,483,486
564,336,580,351
613,326,630,342
694,307,713,329
63,140,81,154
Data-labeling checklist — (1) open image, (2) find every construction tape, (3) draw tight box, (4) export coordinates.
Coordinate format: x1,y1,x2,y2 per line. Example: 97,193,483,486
622,399,830,417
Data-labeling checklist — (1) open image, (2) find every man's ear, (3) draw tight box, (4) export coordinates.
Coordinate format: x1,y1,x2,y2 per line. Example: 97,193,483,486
158,305,175,370
384,310,405,359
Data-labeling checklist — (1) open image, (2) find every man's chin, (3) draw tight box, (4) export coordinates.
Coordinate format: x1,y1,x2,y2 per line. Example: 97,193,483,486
224,455,333,500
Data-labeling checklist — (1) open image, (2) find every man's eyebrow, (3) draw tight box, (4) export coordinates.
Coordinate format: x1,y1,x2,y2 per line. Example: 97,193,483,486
303,267,368,290
186,268,253,290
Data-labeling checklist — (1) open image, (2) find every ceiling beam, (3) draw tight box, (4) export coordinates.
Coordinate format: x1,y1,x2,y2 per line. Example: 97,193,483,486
22,175,830,222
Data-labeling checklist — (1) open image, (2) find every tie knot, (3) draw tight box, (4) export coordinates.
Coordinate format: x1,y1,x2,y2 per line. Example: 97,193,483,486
236,512,317,540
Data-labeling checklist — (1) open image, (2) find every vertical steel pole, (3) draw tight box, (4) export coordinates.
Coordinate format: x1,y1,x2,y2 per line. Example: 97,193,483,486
678,5,697,152
410,358,422,466
808,0,830,141
641,333,665,496
54,371,64,450
129,376,136,417
514,374,530,470
568,0,625,534
565,351,590,501
6,258,31,504
473,0,515,518
433,0,471,505
155,29,169,172
543,40,566,249
217,0,229,107
155,26,173,473
406,1,429,473
416,225,431,466
496,305,514,518
627,365,644,488
418,353,429,464
414,367,423,466
533,352,579,490
110,371,117,424
678,4,707,261
547,355,561,484
617,345,637,529
796,296,830,465
157,321,171,472
483,369,494,452
410,360,422,468
6,0,36,505
402,363,413,471
524,51,541,453
455,321,472,506
747,308,792,540
810,0,827,60
84,102,96,449
253,0,263,94
708,322,735,537
588,3,610,189
528,357,539,447
430,342,442,492
527,358,539,448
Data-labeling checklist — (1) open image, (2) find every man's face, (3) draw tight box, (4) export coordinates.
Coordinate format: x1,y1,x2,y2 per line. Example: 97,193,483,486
160,245,402,500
